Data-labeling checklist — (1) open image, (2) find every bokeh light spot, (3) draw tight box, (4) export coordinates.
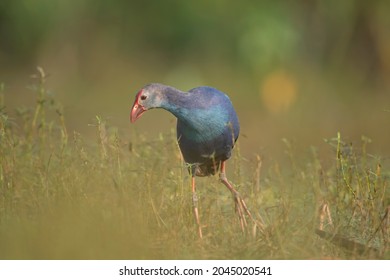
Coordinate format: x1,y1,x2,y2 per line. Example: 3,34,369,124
260,70,298,114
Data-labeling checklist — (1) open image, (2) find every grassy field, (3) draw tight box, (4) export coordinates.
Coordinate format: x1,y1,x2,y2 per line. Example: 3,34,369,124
0,72,389,260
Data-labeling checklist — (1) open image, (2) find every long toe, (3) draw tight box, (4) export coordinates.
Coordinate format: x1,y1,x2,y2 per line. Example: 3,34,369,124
233,197,247,231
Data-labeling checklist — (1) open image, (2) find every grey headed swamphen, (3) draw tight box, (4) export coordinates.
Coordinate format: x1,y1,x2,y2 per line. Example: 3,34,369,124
130,83,259,238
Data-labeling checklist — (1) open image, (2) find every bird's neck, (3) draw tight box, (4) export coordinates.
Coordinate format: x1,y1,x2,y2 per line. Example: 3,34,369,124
158,86,227,141
159,86,192,119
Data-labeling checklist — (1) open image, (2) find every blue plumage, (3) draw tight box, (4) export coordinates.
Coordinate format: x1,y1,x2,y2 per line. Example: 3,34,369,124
131,83,259,238
130,83,240,176
174,87,239,176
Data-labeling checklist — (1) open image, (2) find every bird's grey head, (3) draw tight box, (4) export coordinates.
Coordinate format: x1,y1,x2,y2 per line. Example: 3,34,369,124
130,83,169,123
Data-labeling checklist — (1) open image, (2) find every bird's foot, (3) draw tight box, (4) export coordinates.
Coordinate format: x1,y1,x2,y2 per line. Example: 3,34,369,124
219,170,265,235
233,191,265,233
233,192,248,231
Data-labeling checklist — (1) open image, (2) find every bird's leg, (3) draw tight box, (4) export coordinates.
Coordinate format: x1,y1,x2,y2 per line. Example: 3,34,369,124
219,161,259,232
192,176,203,239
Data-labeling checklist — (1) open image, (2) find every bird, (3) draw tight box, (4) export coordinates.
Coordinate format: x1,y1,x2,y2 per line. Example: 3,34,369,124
130,83,258,238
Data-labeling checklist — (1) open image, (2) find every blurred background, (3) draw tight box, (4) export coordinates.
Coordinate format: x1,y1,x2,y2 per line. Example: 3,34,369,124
1,0,389,161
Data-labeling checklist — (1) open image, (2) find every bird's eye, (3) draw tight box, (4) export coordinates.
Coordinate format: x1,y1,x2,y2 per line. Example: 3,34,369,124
140,95,147,100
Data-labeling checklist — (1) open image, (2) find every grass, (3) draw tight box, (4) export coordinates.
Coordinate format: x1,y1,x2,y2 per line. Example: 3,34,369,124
0,69,389,259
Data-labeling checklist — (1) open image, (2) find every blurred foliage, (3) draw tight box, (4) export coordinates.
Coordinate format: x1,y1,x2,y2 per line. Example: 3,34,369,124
0,3,389,259
1,0,390,84
0,75,388,259
0,0,389,160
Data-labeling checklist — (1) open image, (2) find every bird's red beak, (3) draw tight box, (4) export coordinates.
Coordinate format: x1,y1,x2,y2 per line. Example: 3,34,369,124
130,90,146,123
